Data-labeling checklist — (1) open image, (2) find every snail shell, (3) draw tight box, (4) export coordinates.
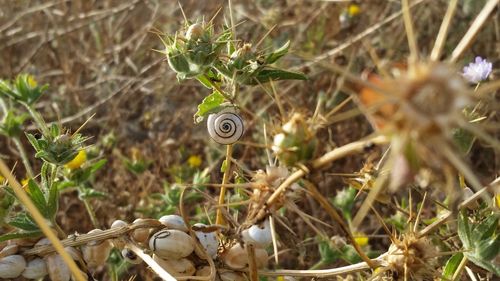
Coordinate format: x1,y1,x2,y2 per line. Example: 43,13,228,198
193,223,219,258
241,218,272,248
82,229,113,267
149,229,195,260
22,258,48,279
121,248,142,264
159,215,188,232
153,255,196,277
207,110,244,145
0,255,26,278
223,243,268,269
110,220,128,249
131,218,151,243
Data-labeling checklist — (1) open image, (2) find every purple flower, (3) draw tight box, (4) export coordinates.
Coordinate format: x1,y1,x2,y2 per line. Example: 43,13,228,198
462,56,492,83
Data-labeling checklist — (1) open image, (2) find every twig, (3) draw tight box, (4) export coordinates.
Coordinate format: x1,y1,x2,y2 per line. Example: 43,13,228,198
450,0,499,62
259,256,386,278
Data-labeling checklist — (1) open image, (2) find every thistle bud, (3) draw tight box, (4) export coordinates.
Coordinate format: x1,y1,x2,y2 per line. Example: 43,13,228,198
272,114,317,166
186,23,204,41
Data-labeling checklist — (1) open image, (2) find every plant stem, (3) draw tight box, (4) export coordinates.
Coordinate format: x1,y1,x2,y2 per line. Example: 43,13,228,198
78,186,101,229
12,136,34,178
216,144,233,226
24,103,50,137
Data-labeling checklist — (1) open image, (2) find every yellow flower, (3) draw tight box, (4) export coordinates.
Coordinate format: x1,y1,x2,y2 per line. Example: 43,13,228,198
0,175,5,182
65,150,87,170
27,75,38,88
276,277,285,281
348,4,361,17
21,178,29,187
187,155,202,168
354,232,369,247
496,194,500,208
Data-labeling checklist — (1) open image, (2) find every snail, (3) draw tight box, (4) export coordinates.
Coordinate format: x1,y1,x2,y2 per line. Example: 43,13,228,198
241,218,272,248
223,243,268,269
193,223,219,258
0,255,26,278
131,218,150,243
158,215,188,232
22,258,48,279
207,109,244,145
121,248,142,264
82,229,113,267
149,229,195,260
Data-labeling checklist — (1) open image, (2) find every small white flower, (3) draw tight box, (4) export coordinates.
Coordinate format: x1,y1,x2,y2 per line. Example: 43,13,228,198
462,56,492,83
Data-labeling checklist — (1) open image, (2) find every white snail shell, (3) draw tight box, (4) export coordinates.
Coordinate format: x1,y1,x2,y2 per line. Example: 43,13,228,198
0,255,26,278
22,258,48,279
193,223,219,258
241,218,272,248
149,229,195,260
207,109,244,145
159,215,188,232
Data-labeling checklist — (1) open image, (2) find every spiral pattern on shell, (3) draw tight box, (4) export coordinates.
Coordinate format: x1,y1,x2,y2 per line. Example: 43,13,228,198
207,110,244,145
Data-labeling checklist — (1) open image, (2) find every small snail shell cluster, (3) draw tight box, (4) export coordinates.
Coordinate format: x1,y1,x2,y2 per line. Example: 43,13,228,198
0,214,272,280
207,109,244,145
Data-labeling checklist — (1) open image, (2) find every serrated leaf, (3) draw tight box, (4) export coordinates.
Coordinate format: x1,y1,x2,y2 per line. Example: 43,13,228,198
26,179,49,218
8,213,39,231
265,41,290,64
441,253,464,281
458,211,473,249
0,231,42,242
194,91,225,123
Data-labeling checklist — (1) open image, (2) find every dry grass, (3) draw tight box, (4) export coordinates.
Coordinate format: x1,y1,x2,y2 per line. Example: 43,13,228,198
0,0,498,280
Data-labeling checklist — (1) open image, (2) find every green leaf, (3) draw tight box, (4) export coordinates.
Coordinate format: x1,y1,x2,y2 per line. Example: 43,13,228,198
252,69,307,85
265,41,290,64
90,159,107,174
8,213,39,231
0,231,42,242
25,179,49,218
452,128,476,155
473,214,499,242
79,188,108,200
467,255,500,276
194,91,225,123
458,211,473,249
47,181,59,220
26,133,41,151
475,235,500,261
441,253,464,281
